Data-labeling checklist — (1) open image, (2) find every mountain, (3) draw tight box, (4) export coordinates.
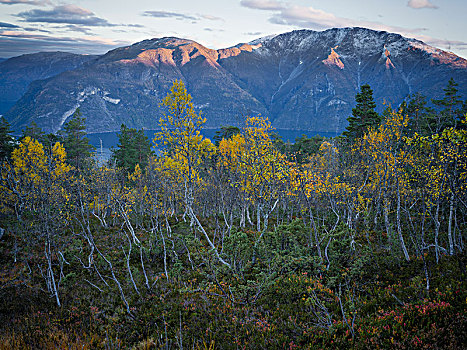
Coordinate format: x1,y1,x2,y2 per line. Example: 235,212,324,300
4,28,467,134
0,52,98,115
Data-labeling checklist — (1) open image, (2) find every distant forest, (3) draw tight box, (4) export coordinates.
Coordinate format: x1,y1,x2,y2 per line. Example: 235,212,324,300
0,79,466,349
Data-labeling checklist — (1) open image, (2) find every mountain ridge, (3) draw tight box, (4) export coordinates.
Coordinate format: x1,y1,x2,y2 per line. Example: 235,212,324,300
3,27,466,134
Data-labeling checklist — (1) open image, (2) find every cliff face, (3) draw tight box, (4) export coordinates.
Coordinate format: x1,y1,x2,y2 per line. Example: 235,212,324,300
4,28,467,134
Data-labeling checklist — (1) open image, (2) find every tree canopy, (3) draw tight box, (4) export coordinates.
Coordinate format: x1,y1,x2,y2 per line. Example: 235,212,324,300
0,117,15,160
111,124,153,173
61,108,94,170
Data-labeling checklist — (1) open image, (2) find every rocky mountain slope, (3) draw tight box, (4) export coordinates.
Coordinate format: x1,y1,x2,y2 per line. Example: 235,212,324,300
3,27,467,134
0,52,98,115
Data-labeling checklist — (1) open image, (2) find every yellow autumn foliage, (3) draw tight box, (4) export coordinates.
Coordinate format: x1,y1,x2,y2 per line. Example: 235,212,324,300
218,116,287,202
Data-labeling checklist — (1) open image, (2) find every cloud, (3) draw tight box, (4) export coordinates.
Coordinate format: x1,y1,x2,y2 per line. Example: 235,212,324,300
199,14,223,21
0,0,50,5
411,34,467,51
22,26,50,33
0,30,120,44
142,10,198,21
266,4,424,34
240,0,436,35
204,27,225,32
61,24,93,35
242,3,424,35
16,4,116,26
0,30,128,57
241,2,467,58
142,10,223,22
244,31,263,36
125,24,145,28
407,0,438,9
269,5,342,29
240,0,285,11
0,21,20,28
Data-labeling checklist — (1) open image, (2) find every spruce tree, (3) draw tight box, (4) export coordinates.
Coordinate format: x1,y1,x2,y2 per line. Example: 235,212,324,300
21,122,66,153
213,126,240,146
291,134,325,163
460,99,467,130
62,108,94,170
21,121,45,143
0,117,15,160
111,124,152,173
432,78,463,131
402,93,436,136
343,84,382,140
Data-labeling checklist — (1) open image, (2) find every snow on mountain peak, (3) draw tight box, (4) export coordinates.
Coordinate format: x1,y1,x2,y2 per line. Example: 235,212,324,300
409,40,442,56
248,34,278,45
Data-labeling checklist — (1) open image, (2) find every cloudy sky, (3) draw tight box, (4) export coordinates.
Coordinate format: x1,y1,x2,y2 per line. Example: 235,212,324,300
0,0,466,58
